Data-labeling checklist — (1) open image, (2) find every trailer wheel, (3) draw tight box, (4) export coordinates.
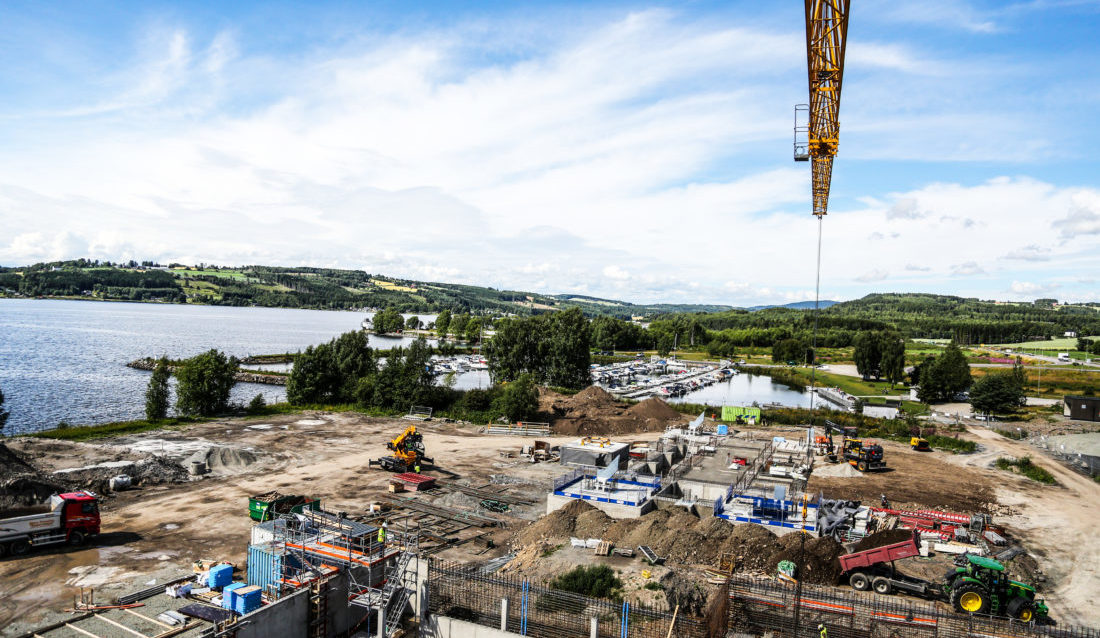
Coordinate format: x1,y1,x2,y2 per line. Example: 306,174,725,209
850,573,870,591
872,577,892,595
10,540,30,556
0,542,7,558
68,531,86,546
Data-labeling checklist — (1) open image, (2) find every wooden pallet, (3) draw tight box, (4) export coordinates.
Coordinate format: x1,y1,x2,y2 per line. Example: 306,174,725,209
595,541,612,556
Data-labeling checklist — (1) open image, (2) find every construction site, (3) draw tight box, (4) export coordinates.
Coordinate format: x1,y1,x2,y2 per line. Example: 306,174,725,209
0,380,1099,637
3,2,1100,638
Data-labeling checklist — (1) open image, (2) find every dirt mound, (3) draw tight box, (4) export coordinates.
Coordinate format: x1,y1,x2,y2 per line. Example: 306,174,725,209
0,444,65,511
132,456,189,485
766,534,845,585
0,443,38,479
852,529,916,552
192,446,260,472
626,398,682,422
715,523,784,572
548,387,684,436
512,500,613,547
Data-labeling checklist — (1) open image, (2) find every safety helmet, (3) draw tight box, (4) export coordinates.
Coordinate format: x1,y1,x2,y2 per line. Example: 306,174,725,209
818,625,825,630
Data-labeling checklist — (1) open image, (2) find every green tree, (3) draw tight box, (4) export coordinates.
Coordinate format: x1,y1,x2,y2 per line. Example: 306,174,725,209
435,309,452,338
247,393,267,414
853,331,882,379
287,331,376,404
970,372,1026,415
175,350,239,416
657,334,673,357
450,313,470,339
879,332,906,384
465,317,483,344
144,357,171,421
372,308,405,335
405,315,421,330
501,373,539,422
544,308,592,389
0,383,9,432
917,343,972,403
1077,337,1093,352
772,338,807,364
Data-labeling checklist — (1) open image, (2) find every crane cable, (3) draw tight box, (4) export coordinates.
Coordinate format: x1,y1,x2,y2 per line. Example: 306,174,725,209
808,215,823,419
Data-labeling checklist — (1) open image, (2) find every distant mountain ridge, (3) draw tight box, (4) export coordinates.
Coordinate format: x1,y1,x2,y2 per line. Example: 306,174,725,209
746,300,838,312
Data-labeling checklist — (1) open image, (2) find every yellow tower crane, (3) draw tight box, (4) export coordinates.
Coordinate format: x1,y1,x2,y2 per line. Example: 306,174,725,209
794,0,851,217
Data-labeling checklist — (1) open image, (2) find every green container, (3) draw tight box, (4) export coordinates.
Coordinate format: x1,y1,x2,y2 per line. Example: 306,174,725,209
248,493,321,521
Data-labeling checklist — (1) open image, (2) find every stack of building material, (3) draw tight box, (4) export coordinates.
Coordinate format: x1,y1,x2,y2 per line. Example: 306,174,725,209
392,473,436,491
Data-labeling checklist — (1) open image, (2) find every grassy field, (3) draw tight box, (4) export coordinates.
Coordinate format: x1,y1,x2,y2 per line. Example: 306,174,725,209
970,365,1100,398
171,268,250,280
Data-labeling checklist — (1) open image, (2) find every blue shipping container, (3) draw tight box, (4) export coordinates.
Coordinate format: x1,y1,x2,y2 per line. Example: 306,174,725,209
209,563,234,589
222,583,246,610
248,544,301,592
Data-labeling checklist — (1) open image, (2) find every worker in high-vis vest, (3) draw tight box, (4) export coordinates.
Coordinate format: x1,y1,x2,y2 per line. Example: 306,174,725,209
377,522,387,545
819,624,827,638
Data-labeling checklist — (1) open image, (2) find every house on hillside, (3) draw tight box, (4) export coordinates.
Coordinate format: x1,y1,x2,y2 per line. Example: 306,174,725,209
1065,330,1078,338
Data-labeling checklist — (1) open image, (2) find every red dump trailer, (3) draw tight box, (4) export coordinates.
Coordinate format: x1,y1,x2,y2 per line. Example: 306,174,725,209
840,530,937,597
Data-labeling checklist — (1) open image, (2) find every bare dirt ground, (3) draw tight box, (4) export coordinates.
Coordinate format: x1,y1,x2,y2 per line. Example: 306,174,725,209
1,412,666,636
806,439,997,513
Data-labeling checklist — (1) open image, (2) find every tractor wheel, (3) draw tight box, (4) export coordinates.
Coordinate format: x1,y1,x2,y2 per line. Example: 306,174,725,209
9,540,30,556
850,572,870,591
1007,598,1037,622
951,582,991,614
872,577,892,595
857,461,868,472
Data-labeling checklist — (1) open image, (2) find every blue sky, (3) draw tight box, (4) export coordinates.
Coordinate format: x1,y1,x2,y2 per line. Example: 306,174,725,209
1,1,1098,306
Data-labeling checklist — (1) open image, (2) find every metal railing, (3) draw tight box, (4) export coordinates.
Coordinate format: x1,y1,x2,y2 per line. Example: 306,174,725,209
727,574,1100,638
427,560,709,638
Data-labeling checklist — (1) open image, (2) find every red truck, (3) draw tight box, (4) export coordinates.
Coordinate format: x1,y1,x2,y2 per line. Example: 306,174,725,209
0,491,100,557
839,530,934,596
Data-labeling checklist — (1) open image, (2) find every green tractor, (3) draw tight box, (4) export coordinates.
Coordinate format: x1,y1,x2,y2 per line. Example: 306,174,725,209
944,554,1049,622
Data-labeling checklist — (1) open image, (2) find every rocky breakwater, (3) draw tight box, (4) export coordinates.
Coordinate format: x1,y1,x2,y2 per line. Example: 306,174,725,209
127,357,288,385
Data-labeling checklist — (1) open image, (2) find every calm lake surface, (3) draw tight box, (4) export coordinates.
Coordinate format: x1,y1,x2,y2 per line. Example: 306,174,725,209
0,300,435,434
667,374,813,409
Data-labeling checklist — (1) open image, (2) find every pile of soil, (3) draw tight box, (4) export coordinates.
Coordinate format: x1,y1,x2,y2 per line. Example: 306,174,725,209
765,533,845,585
852,528,916,552
191,446,260,473
131,456,189,485
0,444,64,511
547,387,684,436
509,501,838,581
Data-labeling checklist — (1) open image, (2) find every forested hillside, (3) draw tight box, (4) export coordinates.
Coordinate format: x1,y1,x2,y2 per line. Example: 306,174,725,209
0,259,729,317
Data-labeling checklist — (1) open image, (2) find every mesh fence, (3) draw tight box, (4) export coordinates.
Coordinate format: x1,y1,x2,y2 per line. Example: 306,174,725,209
427,560,712,638
727,574,1100,638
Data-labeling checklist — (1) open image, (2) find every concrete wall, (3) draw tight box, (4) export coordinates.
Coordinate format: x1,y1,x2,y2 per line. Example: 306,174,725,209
420,616,525,638
237,587,310,638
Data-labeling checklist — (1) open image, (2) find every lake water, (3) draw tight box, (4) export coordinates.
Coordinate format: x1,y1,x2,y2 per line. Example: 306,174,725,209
0,300,437,434
666,373,813,409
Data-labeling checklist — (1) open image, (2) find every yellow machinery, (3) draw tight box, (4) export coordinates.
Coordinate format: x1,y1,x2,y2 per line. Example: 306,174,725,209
369,425,433,473
795,0,851,217
910,436,931,451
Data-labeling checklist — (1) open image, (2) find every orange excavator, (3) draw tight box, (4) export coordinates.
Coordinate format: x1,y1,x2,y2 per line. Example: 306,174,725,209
369,425,433,473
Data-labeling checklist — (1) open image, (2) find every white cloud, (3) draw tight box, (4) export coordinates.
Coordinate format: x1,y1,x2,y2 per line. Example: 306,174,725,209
886,198,924,220
1052,198,1100,237
905,264,932,272
1010,281,1061,296
602,265,630,280
951,262,986,276
1003,245,1052,261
